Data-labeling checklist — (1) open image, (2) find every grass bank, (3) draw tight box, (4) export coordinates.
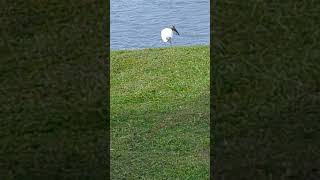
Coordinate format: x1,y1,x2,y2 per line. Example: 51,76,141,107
111,45,210,179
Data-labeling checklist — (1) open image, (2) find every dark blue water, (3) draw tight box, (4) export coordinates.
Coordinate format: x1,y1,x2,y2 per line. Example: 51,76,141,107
111,0,210,50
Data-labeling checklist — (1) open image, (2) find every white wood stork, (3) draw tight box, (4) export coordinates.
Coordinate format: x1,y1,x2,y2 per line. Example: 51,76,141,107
161,25,180,45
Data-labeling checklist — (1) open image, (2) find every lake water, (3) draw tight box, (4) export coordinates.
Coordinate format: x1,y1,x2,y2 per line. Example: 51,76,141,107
111,0,210,50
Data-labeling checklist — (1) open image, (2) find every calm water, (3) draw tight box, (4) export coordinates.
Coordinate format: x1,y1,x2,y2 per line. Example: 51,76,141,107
111,0,210,50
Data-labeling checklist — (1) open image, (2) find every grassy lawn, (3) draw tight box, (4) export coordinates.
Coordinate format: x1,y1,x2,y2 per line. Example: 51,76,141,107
111,46,210,179
1,1,108,178
212,1,320,179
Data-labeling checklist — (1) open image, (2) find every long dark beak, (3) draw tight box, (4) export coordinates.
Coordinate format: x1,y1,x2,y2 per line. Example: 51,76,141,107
172,27,180,35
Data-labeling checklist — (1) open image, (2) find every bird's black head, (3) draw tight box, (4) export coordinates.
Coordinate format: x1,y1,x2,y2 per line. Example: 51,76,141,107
170,25,180,36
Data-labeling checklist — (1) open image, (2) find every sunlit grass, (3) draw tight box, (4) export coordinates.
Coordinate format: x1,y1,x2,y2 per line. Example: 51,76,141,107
111,45,210,179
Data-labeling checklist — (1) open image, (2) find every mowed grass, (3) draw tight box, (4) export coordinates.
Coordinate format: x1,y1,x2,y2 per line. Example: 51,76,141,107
212,1,320,179
1,1,108,178
111,46,210,179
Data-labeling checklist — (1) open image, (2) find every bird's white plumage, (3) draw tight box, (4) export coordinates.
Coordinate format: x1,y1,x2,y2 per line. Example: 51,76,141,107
161,28,173,42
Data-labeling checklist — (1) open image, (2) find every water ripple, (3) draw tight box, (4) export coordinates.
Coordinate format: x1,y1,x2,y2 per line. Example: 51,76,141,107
111,0,209,50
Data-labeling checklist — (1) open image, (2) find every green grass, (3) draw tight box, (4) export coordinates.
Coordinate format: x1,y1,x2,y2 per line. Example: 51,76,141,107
1,1,108,178
212,0,320,179
111,46,210,179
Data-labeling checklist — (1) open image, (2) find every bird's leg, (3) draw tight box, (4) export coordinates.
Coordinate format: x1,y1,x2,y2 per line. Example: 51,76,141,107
169,39,172,46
